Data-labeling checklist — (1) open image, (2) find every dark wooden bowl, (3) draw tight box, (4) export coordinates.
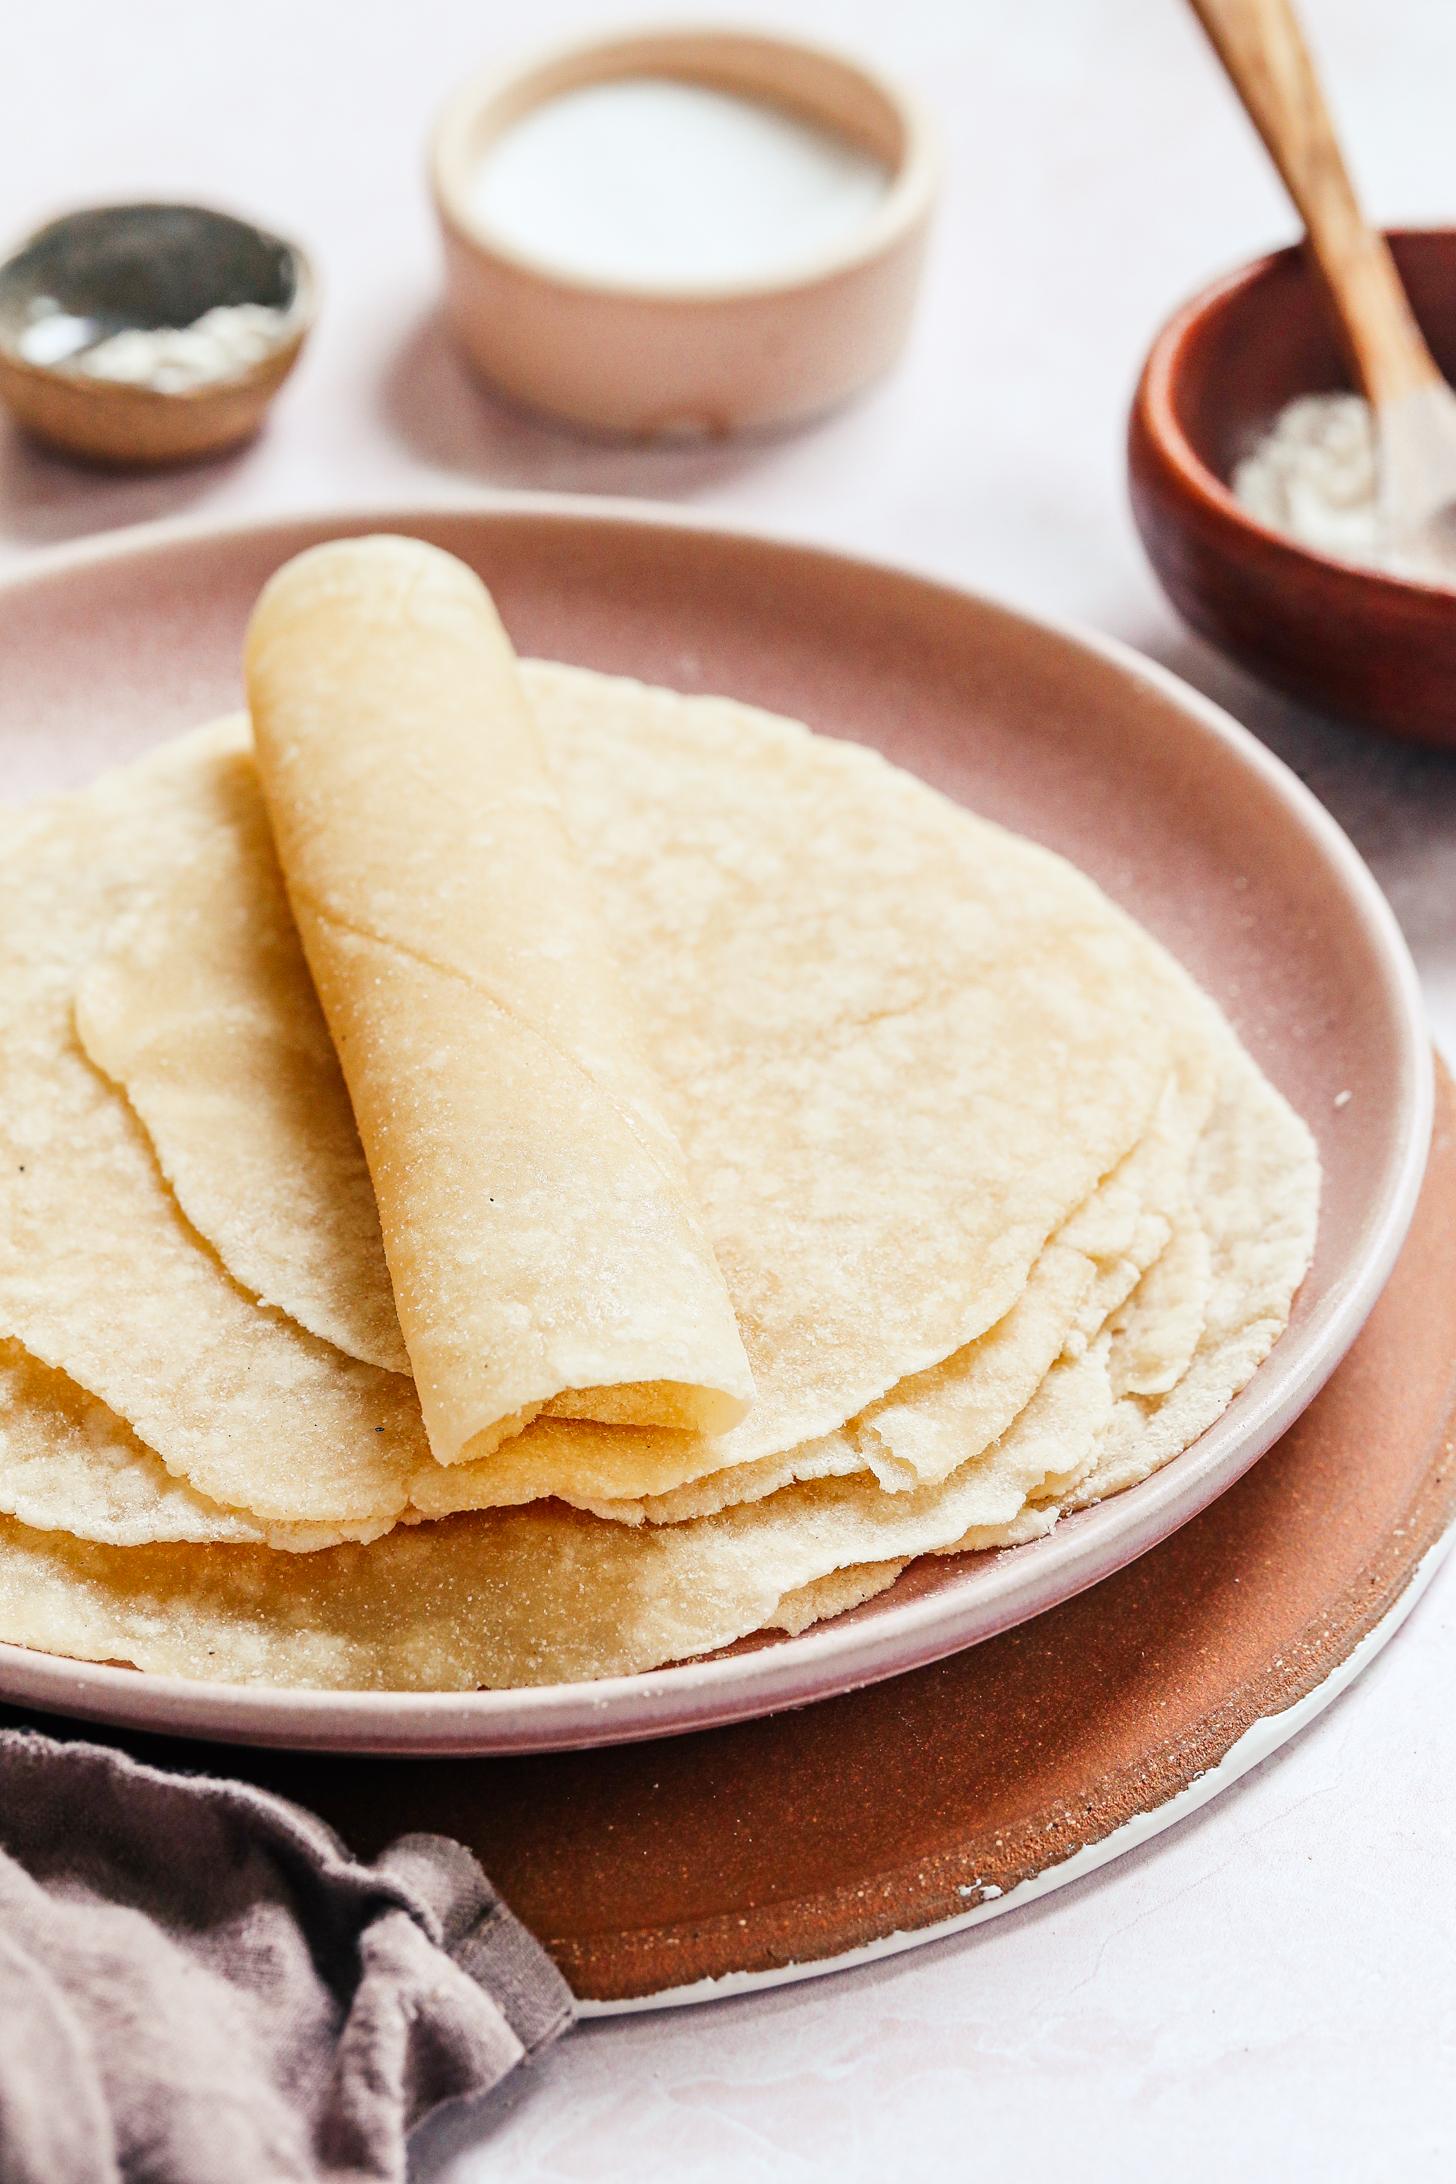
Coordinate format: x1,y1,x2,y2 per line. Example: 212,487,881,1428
1129,228,1456,748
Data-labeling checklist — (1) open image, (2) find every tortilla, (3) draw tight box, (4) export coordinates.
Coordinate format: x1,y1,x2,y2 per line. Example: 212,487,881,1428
75,728,409,1374
0,1147,1163,1556
0,1043,1316,1689
3,609,1312,1575
767,1562,908,1636
0,1061,1193,1551
6,702,1203,1539
0,750,427,1530
1110,1211,1212,1399
427,1072,1206,1527
491,661,1213,1484
86,660,1212,1513
946,1037,1317,1546
245,537,753,1462
0,1339,1113,1691
0,1342,391,1552
849,1066,1210,1490
1066,1039,1320,1507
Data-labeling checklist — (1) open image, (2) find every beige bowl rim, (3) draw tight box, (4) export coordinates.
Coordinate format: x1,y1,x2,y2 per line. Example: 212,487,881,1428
429,23,940,306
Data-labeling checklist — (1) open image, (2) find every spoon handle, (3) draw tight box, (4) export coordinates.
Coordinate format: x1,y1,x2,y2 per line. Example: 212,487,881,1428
1188,0,1440,407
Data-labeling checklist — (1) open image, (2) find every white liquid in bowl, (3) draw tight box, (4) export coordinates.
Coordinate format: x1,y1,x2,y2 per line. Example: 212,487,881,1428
468,77,892,292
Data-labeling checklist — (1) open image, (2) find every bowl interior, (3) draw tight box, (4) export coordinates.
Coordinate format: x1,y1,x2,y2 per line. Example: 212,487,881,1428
1169,228,1456,488
0,204,306,361
433,27,924,295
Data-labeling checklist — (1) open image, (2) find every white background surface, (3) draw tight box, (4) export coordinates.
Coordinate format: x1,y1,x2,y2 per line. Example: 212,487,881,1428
4,2,1455,2177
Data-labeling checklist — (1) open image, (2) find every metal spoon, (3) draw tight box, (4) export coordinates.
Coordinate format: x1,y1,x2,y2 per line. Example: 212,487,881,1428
1190,0,1456,584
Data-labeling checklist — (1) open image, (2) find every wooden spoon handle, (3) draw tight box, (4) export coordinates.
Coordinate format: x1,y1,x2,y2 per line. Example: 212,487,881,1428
1188,0,1439,406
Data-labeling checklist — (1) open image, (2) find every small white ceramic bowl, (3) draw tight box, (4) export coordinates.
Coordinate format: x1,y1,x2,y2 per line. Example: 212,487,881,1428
429,27,938,439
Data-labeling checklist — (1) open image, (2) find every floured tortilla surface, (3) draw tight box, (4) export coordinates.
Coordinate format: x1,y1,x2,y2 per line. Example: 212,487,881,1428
0,574,1320,1686
69,667,1232,1520
246,538,754,1462
75,735,409,1375
0,1342,392,1553
0,1035,1316,1692
0,754,427,1532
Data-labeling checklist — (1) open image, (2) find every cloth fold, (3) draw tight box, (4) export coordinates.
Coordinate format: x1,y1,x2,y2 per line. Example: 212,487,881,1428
0,1724,574,2184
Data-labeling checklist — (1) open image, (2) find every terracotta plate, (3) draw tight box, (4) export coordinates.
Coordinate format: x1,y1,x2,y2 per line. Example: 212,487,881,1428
0,501,1431,1755
230,1067,1456,2004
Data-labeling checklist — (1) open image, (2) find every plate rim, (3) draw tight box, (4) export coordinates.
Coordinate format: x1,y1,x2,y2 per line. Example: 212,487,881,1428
577,1529,1456,2012
0,493,1433,1754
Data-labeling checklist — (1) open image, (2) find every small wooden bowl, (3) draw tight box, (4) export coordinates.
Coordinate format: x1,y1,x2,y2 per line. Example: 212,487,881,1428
1129,228,1456,748
0,203,314,467
430,28,937,439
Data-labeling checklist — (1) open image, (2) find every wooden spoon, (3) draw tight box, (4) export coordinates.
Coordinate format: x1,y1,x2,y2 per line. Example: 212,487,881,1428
1189,0,1456,582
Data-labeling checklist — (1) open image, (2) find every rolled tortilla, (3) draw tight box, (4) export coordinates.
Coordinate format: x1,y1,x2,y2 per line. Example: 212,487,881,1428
245,536,753,1466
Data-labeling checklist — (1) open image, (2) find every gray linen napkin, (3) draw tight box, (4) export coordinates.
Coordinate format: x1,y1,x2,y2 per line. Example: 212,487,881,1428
0,1724,575,2184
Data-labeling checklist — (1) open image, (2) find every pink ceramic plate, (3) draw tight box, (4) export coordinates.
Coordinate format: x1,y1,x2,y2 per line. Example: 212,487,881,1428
0,502,1431,1755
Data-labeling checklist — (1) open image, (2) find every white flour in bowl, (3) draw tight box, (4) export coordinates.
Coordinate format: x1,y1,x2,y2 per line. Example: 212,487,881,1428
19,299,287,392
1232,391,1383,566
467,77,890,291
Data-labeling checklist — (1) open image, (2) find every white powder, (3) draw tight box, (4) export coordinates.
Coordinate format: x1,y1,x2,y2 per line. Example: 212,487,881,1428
1232,392,1384,566
468,77,890,291
20,302,287,393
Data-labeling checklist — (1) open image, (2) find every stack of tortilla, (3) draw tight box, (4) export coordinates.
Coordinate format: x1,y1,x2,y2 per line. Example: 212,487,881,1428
0,537,1319,1690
